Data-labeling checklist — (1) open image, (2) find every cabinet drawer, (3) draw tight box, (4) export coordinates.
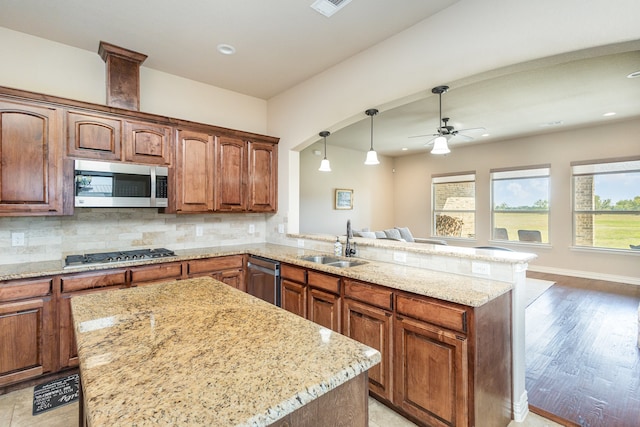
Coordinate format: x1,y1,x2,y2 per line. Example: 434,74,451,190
281,264,306,283
187,256,243,276
130,262,183,284
343,279,393,311
0,278,53,302
396,294,467,334
61,269,128,293
308,270,340,294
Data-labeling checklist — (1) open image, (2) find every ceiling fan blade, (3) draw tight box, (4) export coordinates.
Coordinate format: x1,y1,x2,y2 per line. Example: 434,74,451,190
453,133,474,141
454,126,486,133
409,133,439,139
423,136,438,146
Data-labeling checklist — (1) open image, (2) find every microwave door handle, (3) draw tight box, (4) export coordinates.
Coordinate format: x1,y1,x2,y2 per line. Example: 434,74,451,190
150,167,157,207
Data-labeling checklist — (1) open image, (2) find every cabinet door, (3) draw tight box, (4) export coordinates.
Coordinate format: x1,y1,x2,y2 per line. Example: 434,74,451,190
308,288,341,333
0,100,65,215
394,315,468,427
219,269,245,292
247,141,277,212
67,111,122,160
343,298,393,401
215,136,247,211
124,120,172,165
281,279,307,318
0,298,55,387
175,129,214,213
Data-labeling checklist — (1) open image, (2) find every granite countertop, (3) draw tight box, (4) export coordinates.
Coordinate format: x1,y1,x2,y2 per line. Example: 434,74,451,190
0,243,514,307
71,277,380,426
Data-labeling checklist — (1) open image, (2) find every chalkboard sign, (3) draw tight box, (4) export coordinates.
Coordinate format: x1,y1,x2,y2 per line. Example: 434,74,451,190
32,373,79,415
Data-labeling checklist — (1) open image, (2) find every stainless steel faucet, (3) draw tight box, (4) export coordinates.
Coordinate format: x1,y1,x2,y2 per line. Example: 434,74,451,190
345,220,356,257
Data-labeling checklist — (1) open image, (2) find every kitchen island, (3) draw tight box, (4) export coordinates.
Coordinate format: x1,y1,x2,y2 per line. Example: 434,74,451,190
70,276,380,426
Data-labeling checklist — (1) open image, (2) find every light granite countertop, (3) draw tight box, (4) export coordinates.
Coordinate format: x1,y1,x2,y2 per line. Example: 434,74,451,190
71,277,380,426
0,243,514,307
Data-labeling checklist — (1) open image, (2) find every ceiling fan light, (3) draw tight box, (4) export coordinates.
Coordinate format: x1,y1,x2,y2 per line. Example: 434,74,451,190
319,158,331,172
431,136,450,154
365,149,380,165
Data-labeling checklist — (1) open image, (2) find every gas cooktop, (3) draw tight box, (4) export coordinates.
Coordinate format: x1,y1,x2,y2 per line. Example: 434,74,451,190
64,248,176,268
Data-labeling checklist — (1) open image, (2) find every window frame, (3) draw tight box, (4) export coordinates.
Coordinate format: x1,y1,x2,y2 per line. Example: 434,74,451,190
490,165,551,245
431,172,476,240
571,157,640,251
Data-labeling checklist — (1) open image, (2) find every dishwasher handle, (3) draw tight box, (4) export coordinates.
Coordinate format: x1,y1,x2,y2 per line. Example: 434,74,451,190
247,262,278,276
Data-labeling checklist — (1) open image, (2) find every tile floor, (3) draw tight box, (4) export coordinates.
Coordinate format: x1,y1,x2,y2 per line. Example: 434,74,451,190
1,385,564,427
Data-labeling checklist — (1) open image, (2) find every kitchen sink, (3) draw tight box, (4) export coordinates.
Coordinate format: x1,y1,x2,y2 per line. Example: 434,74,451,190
298,255,367,268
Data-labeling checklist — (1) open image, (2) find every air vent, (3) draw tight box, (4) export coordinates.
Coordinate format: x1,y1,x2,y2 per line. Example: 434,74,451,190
311,0,352,17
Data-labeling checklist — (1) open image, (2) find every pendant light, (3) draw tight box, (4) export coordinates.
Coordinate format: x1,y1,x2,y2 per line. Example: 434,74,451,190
318,131,331,172
364,108,380,165
431,86,451,155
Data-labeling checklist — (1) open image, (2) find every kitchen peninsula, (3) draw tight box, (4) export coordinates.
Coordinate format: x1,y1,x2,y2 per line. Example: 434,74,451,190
71,276,380,426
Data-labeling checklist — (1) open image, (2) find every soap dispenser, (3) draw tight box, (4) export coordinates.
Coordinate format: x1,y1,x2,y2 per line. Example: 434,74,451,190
334,237,343,256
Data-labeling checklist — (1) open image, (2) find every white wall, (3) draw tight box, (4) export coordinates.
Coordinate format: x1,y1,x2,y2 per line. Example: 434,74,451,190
393,119,640,282
0,26,268,134
299,143,394,235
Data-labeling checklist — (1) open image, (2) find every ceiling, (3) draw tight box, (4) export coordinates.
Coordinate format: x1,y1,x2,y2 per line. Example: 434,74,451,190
1,2,639,156
0,0,456,99
319,46,640,157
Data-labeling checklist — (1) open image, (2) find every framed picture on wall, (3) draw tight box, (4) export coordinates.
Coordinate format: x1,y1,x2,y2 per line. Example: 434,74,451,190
335,189,353,210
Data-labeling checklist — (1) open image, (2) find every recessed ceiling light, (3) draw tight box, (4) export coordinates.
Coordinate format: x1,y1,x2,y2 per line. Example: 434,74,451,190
217,44,236,55
627,70,640,79
401,147,408,151
481,133,490,137
603,112,616,117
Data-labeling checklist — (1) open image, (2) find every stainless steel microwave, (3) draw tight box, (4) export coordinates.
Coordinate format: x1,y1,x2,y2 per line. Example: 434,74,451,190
74,160,168,208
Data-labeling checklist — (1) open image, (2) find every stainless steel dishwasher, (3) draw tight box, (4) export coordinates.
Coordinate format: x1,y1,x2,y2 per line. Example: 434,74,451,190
246,255,281,306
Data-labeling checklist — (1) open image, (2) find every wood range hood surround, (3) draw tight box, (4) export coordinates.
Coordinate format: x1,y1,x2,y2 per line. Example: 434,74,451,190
98,41,147,111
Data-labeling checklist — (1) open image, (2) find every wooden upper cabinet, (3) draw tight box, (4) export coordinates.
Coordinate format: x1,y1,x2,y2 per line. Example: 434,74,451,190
215,136,247,212
123,120,172,165
67,111,122,160
0,99,67,216
248,140,277,212
174,128,214,213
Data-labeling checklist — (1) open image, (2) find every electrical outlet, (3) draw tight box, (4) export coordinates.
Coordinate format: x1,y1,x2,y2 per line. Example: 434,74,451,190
278,224,285,234
196,225,203,237
297,239,305,248
472,262,491,275
11,232,25,247
249,224,255,234
393,251,407,263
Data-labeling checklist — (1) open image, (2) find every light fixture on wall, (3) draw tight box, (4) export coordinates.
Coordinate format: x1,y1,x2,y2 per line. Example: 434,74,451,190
318,131,331,172
364,108,380,165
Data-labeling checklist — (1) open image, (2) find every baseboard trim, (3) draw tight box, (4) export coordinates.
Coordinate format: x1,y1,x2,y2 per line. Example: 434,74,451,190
528,265,640,286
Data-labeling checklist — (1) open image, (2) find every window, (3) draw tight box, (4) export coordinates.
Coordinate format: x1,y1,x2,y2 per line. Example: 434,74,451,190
491,166,550,243
432,173,475,239
572,158,640,250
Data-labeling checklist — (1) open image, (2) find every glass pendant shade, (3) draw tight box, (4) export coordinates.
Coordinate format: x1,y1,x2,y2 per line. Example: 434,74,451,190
364,149,380,165
364,108,380,165
319,158,331,172
318,130,331,172
431,136,450,154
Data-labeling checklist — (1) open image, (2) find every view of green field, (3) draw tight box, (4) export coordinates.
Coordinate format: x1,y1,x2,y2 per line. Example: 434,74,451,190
493,212,640,249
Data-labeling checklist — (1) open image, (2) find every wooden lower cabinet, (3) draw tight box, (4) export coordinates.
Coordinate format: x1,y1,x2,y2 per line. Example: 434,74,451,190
130,262,184,287
343,298,392,401
187,255,245,292
394,315,468,427
308,287,341,333
281,278,307,318
0,278,55,387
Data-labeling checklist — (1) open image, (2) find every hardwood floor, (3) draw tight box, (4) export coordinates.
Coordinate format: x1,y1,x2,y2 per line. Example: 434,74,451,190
526,272,640,427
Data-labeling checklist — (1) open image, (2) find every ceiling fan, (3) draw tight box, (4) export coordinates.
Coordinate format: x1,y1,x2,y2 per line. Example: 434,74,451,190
410,85,485,154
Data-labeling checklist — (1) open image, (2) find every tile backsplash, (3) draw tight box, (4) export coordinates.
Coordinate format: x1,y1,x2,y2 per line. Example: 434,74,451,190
0,208,269,265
